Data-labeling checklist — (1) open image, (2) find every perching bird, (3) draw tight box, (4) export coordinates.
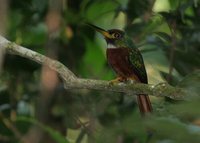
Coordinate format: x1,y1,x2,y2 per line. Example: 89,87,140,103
88,23,152,115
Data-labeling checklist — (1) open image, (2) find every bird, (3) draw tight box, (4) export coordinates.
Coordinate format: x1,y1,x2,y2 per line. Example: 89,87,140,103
87,23,152,115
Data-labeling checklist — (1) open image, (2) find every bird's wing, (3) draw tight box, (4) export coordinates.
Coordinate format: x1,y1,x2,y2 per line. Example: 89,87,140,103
128,48,148,83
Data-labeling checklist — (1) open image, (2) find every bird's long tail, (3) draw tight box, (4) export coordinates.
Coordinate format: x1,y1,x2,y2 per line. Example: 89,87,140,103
111,76,153,114
137,94,152,114
128,76,153,114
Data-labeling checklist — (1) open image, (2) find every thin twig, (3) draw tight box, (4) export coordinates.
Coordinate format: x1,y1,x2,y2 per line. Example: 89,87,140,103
167,21,177,82
0,113,23,141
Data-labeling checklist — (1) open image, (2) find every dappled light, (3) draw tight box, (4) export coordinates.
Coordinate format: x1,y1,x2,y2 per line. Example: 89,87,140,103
0,0,200,143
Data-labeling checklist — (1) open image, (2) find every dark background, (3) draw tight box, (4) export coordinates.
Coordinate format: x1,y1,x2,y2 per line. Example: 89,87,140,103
0,0,200,143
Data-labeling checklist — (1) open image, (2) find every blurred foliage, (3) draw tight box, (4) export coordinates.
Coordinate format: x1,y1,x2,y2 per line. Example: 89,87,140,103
0,0,200,143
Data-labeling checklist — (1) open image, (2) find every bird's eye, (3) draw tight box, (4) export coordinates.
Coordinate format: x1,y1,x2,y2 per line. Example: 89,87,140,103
112,32,121,38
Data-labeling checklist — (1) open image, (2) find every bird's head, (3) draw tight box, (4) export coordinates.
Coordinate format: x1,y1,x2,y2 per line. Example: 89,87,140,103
87,23,128,48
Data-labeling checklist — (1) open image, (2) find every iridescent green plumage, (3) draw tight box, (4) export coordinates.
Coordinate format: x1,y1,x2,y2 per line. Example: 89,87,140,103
129,47,148,83
87,23,152,114
105,29,148,83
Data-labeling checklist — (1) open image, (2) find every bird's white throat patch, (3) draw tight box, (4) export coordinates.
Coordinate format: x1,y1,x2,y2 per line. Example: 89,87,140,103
107,43,117,49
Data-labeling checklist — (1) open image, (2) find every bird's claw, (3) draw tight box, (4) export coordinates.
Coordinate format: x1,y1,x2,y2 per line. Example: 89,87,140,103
108,77,124,86
108,77,138,86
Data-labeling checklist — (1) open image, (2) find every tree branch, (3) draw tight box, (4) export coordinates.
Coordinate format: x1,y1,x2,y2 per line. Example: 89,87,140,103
0,35,187,100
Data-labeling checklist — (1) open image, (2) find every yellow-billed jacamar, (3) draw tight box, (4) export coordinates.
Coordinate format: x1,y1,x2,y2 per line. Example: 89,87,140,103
88,23,152,114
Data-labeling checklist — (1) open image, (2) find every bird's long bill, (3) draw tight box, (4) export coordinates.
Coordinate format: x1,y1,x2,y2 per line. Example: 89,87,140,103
86,23,112,38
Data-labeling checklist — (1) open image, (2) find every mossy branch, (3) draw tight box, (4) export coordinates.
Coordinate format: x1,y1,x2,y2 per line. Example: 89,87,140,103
0,35,187,100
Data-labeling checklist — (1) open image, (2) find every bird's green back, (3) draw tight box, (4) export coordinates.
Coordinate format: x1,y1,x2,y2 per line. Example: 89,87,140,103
122,35,148,83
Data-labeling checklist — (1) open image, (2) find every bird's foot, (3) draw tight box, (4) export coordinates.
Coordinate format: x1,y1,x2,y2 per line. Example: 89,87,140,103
109,77,125,86
108,77,138,86
126,78,138,84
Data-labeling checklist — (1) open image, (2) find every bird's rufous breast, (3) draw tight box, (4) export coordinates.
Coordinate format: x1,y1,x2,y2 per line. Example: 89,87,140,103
106,48,137,79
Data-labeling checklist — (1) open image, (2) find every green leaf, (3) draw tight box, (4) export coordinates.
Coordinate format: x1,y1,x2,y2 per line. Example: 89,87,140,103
80,38,114,79
126,0,150,21
168,0,181,10
177,70,200,97
17,117,71,143
155,32,172,43
21,23,48,46
85,1,119,21
146,117,200,143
